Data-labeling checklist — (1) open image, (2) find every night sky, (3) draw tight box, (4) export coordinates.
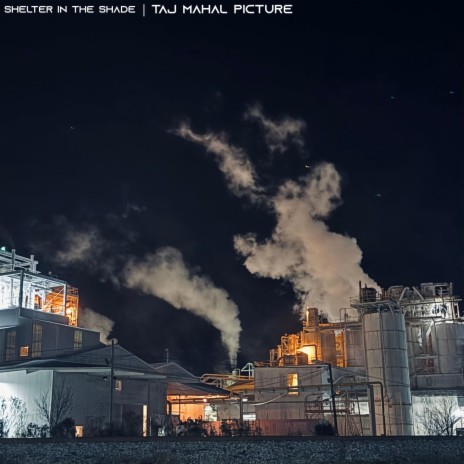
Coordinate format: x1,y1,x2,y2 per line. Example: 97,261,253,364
1,1,463,374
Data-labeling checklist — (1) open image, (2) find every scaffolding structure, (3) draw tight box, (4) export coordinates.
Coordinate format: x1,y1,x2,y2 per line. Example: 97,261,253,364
0,248,78,326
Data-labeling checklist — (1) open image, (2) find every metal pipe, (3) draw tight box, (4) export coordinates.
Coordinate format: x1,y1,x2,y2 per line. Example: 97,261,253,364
109,339,115,433
239,392,244,425
30,254,36,272
147,380,151,437
367,384,377,436
63,283,67,317
18,270,24,307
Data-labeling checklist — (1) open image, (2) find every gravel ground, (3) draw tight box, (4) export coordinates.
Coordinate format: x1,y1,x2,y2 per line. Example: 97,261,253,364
0,436,464,464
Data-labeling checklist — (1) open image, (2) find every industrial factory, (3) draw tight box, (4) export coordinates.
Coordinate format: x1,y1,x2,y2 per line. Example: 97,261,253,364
0,248,463,436
243,282,464,436
192,283,464,436
0,249,166,437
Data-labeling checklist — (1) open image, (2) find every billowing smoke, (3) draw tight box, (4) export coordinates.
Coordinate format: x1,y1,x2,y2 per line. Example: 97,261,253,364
244,103,306,154
176,107,378,321
79,307,115,345
52,219,241,365
52,220,119,341
124,247,241,366
174,122,261,200
234,163,378,319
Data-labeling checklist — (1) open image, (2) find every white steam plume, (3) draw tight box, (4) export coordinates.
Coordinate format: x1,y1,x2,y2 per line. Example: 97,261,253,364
175,105,377,320
52,220,241,365
174,122,261,200
124,247,241,366
234,163,378,319
244,104,306,153
79,307,115,345
53,221,118,341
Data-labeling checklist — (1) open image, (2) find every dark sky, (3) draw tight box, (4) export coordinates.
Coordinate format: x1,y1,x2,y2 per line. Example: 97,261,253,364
1,1,463,374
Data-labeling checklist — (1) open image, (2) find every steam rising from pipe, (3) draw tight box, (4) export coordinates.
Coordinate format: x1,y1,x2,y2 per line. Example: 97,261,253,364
79,307,115,345
51,218,242,366
234,163,378,319
175,107,378,320
50,104,377,362
124,247,241,366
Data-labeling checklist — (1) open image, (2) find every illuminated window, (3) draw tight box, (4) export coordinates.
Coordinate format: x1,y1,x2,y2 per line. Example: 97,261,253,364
73,330,83,350
115,380,122,391
287,373,299,396
75,426,84,438
5,330,16,361
143,405,148,437
20,346,29,357
32,322,42,358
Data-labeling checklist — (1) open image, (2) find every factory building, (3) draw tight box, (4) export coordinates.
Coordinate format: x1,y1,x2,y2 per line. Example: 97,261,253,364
2,248,463,436
249,282,464,435
0,249,166,437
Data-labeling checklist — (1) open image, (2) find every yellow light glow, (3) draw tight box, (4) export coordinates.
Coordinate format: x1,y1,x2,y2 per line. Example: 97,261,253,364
297,345,316,362
287,373,299,396
143,404,148,437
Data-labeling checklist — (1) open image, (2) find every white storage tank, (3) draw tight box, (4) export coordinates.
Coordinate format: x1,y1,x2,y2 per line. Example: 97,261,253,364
363,310,413,435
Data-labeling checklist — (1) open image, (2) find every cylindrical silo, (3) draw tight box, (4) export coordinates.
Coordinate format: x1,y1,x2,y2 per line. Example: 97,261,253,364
363,310,413,435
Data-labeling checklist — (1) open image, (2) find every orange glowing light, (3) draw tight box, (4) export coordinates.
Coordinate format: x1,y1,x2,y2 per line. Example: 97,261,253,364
297,345,317,362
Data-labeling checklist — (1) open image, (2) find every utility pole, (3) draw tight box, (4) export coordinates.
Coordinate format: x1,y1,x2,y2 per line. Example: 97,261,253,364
239,392,244,424
109,339,115,433
165,348,169,364
326,363,339,436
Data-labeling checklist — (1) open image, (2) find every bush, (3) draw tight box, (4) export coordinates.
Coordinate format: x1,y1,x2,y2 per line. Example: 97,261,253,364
314,421,335,436
26,422,49,438
51,417,76,438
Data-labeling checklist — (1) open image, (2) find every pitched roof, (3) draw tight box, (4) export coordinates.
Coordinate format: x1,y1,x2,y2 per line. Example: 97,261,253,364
0,344,165,380
167,381,230,397
151,362,199,383
151,362,230,397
